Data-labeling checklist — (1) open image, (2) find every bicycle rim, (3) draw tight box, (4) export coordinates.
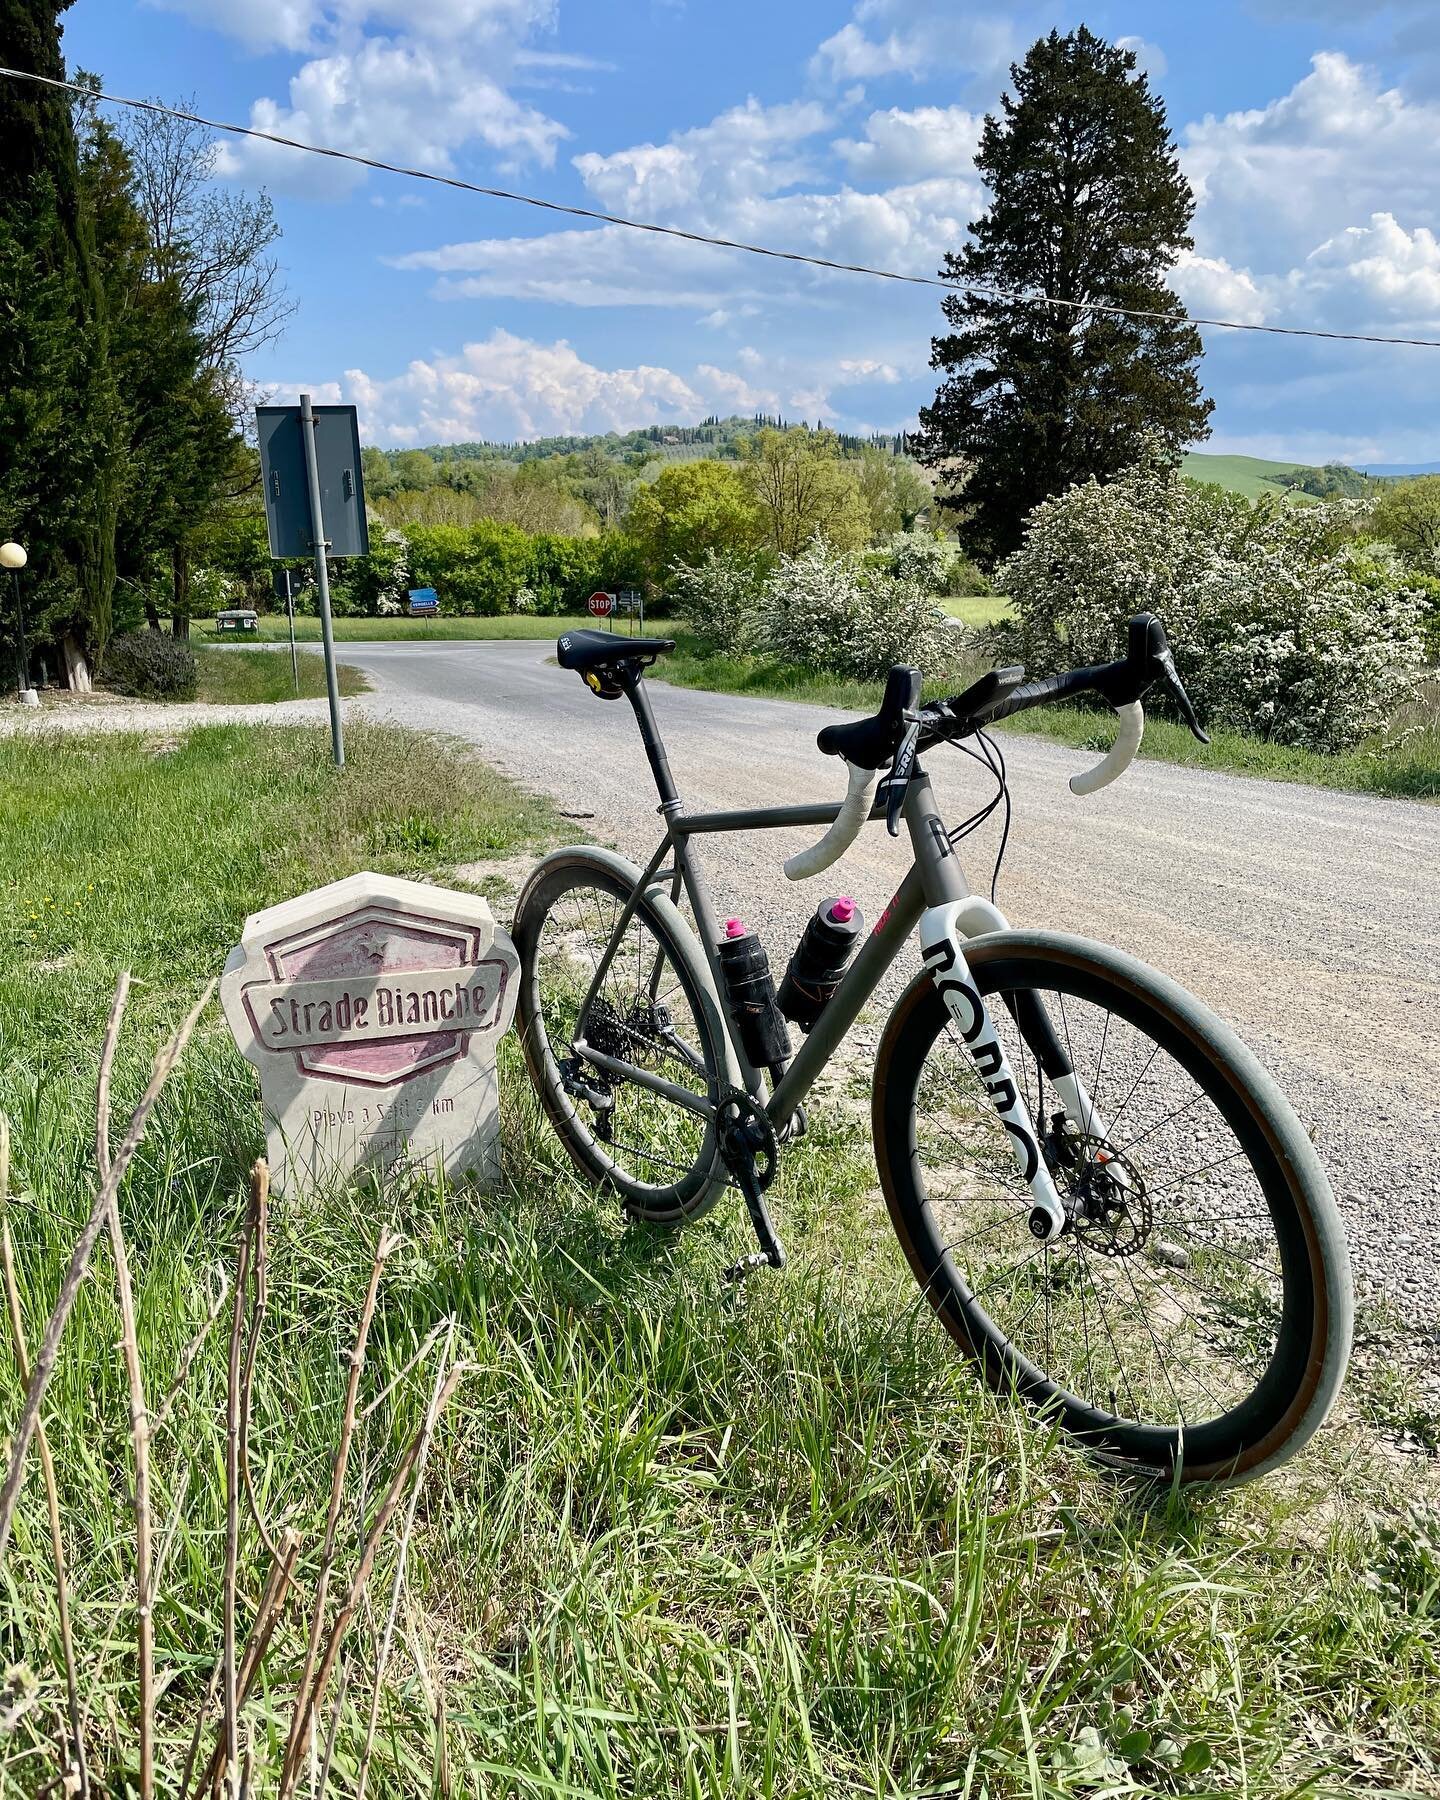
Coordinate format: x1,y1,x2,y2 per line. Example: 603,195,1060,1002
875,933,1351,1482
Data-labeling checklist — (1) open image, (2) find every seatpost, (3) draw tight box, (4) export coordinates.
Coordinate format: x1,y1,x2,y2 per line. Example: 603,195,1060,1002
621,667,681,808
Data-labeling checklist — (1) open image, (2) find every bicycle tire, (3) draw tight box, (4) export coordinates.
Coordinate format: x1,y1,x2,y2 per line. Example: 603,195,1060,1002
873,930,1353,1485
514,845,731,1223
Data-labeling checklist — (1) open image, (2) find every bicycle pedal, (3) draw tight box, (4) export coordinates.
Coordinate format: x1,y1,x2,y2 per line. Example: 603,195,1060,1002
723,1247,784,1284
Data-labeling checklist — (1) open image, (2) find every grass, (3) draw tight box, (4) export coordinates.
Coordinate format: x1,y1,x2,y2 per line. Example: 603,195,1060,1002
192,645,369,705
654,636,1440,802
2,725,1439,1794
941,594,1013,628
237,612,595,643
1181,452,1319,503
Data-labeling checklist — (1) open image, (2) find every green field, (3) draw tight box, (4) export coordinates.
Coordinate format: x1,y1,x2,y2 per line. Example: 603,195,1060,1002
3,723,1437,1793
941,593,1012,627
235,612,593,644
1181,452,1318,502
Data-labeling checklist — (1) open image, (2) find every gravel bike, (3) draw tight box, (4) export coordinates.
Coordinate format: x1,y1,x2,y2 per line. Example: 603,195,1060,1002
514,615,1353,1485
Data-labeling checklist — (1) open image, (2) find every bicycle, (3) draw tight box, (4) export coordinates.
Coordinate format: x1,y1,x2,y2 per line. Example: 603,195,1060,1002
514,613,1353,1486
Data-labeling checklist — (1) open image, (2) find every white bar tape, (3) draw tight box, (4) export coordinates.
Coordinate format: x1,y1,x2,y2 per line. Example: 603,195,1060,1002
1069,701,1144,796
784,761,878,880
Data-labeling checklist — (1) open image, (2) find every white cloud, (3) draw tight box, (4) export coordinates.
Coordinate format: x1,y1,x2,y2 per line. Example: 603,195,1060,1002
276,327,933,447
1116,35,1168,80
286,330,705,443
395,175,975,308
1171,251,1269,324
214,35,568,193
169,0,566,193
810,3,1024,85
392,222,762,309
699,305,761,328
573,98,833,215
513,49,616,70
1182,52,1440,272
835,105,981,183
1300,212,1440,324
837,356,901,383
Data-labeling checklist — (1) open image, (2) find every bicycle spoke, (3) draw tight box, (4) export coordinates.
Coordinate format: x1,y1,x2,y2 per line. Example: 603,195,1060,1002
531,875,716,1198
912,966,1292,1443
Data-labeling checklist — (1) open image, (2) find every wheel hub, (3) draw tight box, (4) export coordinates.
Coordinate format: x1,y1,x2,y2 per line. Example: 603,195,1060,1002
1058,1132,1152,1258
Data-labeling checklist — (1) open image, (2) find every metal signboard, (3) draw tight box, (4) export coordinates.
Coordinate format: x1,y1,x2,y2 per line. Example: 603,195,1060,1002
407,587,439,615
587,590,615,618
257,404,370,560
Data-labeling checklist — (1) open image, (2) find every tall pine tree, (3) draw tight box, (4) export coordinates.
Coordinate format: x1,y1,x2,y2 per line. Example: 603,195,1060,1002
916,28,1212,565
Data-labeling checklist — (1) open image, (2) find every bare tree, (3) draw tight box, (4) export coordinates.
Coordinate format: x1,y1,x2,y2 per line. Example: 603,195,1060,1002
119,99,295,634
120,99,295,407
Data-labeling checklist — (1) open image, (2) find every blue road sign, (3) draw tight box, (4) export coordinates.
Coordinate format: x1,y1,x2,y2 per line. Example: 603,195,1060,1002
407,588,439,614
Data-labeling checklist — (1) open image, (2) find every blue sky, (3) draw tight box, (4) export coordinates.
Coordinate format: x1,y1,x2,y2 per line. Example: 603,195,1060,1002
61,0,1440,462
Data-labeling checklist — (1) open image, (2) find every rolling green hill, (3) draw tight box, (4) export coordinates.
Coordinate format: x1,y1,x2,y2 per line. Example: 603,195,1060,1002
1181,451,1378,502
1182,451,1310,499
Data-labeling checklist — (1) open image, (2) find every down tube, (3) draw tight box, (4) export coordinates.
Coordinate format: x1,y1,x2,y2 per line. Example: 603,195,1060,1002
767,865,926,1126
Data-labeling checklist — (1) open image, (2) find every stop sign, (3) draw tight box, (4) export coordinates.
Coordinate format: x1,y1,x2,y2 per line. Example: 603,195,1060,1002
587,590,615,618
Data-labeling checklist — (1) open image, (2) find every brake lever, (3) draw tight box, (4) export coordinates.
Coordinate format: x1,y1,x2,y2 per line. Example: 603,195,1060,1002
884,717,922,836
1154,645,1211,743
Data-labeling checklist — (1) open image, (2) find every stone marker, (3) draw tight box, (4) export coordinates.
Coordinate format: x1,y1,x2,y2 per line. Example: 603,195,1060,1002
221,871,519,1194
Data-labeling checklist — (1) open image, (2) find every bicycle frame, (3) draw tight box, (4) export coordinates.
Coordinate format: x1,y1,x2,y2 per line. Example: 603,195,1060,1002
565,669,1095,1241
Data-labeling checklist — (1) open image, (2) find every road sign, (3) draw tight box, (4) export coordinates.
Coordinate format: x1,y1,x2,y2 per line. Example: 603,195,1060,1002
407,587,439,615
257,404,370,561
255,394,361,767
615,590,642,614
587,591,615,618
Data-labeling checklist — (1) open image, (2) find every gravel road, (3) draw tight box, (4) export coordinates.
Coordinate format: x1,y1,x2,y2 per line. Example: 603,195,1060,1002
10,639,1439,1334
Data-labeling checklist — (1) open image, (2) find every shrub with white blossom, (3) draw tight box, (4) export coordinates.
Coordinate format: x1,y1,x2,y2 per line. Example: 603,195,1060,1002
676,541,955,679
996,458,1429,752
669,551,766,657
874,529,957,593
763,541,954,680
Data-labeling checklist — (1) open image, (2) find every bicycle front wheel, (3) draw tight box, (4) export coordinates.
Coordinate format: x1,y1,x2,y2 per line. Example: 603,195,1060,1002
514,846,729,1224
873,931,1352,1485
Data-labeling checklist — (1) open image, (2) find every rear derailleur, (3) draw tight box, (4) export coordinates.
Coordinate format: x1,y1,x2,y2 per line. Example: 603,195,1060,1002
717,1087,786,1282
559,1054,614,1141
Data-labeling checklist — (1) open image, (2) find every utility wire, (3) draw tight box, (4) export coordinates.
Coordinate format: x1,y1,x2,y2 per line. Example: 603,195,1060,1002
5,63,1440,351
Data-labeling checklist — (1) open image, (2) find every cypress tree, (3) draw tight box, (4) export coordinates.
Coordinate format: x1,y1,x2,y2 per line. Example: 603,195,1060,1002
916,27,1213,565
0,3,123,666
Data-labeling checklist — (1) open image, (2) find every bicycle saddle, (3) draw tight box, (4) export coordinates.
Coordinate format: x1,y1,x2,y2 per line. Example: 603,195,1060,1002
557,629,676,698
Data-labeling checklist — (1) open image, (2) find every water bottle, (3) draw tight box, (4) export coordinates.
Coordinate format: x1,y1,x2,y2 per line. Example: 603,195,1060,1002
716,918,792,1074
778,895,865,1032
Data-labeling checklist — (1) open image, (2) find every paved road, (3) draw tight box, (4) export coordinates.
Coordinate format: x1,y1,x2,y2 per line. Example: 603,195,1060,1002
336,637,1440,1331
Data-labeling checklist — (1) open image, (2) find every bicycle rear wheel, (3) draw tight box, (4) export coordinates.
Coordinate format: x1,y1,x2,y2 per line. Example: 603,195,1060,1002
514,846,729,1224
873,931,1352,1485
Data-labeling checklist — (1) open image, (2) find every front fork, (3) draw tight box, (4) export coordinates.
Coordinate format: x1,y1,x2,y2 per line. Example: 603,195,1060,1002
918,901,1114,1244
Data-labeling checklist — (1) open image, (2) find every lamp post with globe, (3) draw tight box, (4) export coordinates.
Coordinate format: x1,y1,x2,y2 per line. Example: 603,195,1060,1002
1,541,37,705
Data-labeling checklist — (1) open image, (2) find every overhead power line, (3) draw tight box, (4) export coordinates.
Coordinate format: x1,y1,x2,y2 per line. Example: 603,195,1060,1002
4,63,1440,351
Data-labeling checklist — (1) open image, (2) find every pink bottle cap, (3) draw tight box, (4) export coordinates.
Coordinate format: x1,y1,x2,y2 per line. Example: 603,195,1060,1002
829,896,856,924
723,917,747,939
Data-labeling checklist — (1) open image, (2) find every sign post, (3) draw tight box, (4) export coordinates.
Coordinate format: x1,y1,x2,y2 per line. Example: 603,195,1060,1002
301,393,345,766
615,588,643,637
257,398,369,768
587,590,615,632
273,567,298,693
